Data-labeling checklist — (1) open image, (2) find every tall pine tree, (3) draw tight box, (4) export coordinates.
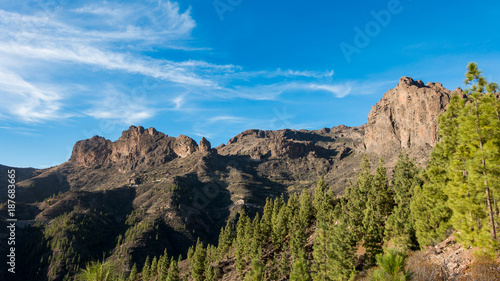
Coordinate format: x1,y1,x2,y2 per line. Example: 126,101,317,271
189,239,206,281
362,159,392,265
342,155,372,242
446,62,500,251
385,153,420,250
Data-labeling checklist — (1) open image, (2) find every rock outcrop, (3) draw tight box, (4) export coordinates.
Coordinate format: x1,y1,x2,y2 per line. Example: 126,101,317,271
70,126,205,169
221,129,318,159
364,77,458,157
70,136,113,167
198,137,212,153
173,135,198,158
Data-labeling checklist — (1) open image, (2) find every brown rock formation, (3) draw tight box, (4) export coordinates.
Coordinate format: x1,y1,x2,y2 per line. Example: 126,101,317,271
70,126,202,169
70,136,113,167
199,137,212,153
174,135,199,158
222,129,312,159
364,77,457,157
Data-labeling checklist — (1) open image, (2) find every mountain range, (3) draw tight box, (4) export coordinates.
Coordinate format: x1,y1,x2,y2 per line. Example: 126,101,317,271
0,76,461,280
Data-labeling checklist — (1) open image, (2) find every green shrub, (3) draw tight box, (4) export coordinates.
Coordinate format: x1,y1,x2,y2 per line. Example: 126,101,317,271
368,249,412,281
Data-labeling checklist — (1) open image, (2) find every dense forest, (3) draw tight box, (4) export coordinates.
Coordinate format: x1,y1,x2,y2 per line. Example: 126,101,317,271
10,63,500,280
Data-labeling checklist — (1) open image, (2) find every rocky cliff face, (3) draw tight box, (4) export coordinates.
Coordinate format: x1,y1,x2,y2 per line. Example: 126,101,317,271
70,136,113,167
364,77,460,158
70,126,211,170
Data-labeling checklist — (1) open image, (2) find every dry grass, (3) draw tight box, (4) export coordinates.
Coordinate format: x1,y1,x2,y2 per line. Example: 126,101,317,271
405,251,449,281
458,258,500,281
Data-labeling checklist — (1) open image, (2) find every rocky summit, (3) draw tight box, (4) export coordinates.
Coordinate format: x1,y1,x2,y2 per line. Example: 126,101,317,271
364,77,460,161
70,126,204,171
0,77,456,281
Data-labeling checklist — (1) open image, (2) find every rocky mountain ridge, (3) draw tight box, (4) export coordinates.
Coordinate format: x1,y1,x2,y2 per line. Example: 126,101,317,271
69,76,456,173
0,76,457,281
70,126,208,171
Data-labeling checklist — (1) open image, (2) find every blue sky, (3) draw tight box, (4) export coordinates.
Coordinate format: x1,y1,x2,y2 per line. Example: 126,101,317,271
0,0,499,168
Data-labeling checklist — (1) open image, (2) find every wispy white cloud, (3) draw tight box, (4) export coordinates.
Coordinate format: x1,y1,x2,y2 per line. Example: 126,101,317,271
222,81,353,100
222,68,334,81
0,67,69,122
0,0,380,126
69,0,196,42
207,115,248,123
84,86,155,125
0,4,212,86
0,1,206,124
308,84,352,98
0,43,213,86
271,69,334,79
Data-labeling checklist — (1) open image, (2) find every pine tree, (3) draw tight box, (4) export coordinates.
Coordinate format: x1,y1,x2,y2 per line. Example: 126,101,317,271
371,159,393,216
277,250,291,280
235,244,245,277
363,204,384,266
187,246,195,260
190,239,206,281
166,260,179,281
290,214,307,261
129,263,137,281
217,220,233,257
312,220,328,281
446,62,500,251
362,160,392,265
411,63,500,252
385,153,420,250
142,256,151,281
78,260,117,281
343,155,372,242
326,214,357,281
151,256,158,279
411,168,453,247
290,255,312,281
204,259,215,281
159,250,170,281
235,210,250,276
287,193,300,217
244,259,264,281
260,197,274,239
275,204,290,246
249,213,262,259
368,249,412,281
314,176,329,222
299,188,313,229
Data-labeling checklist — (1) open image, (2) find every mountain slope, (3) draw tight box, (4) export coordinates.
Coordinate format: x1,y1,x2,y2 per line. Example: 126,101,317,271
0,76,454,280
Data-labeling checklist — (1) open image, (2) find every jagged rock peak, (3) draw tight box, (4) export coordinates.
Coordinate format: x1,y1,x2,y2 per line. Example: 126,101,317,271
364,77,451,157
70,136,113,167
398,76,426,88
199,137,211,153
70,127,213,169
119,125,164,140
174,135,199,158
